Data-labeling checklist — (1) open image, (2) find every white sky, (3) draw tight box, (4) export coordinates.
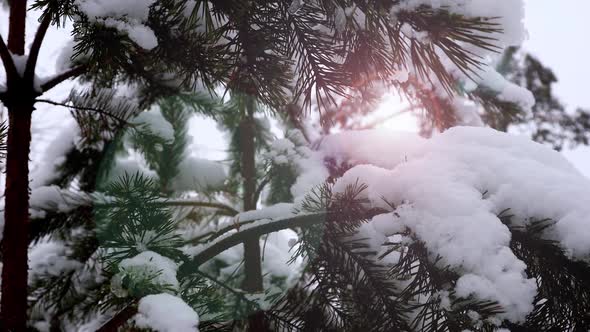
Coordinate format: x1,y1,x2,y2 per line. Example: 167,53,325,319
523,0,590,177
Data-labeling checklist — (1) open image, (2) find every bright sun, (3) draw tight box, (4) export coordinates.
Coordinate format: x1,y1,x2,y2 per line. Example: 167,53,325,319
365,93,420,133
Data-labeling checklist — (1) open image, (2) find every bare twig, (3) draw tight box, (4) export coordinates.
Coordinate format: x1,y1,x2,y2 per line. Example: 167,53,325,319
24,14,52,83
41,65,87,92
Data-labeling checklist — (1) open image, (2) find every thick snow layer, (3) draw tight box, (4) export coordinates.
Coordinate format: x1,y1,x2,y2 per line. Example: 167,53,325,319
291,126,590,322
119,251,179,291
101,18,158,50
135,293,199,332
75,0,158,49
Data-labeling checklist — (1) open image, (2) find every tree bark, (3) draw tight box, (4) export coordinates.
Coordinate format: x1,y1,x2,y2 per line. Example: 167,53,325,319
7,0,26,56
1,107,33,331
240,97,263,293
239,98,268,331
0,2,31,330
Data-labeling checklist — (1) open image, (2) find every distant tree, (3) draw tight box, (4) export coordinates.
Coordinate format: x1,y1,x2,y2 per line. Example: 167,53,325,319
486,47,590,150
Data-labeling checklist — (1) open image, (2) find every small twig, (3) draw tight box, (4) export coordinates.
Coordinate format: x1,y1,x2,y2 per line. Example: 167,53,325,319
0,34,18,83
35,98,130,125
41,65,87,92
24,14,51,83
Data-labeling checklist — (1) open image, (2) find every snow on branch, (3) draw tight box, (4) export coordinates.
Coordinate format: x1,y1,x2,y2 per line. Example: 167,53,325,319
292,126,590,323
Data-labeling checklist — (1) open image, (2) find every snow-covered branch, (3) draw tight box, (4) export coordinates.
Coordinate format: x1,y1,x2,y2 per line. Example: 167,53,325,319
179,212,327,277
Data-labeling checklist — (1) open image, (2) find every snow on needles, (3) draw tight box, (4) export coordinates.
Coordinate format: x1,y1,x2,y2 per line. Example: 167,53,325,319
135,293,200,332
118,251,180,291
291,126,590,322
391,0,526,49
75,0,158,49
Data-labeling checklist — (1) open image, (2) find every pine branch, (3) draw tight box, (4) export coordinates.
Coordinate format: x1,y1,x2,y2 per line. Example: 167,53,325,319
41,65,87,92
35,98,130,125
501,216,590,330
156,200,239,216
178,212,327,277
24,14,52,83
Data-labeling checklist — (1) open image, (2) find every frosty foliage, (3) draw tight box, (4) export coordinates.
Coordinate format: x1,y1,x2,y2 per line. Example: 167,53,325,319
5,0,579,330
29,241,83,283
117,251,180,292
283,126,590,322
390,0,526,48
75,0,158,49
135,293,200,332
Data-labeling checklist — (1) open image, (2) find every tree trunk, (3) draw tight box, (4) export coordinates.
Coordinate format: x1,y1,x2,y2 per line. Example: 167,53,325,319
239,98,268,331
7,0,26,56
240,98,263,293
1,2,31,330
1,107,33,331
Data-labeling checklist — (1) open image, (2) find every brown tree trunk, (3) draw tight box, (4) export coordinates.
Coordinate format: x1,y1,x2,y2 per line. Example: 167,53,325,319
7,0,26,56
1,2,31,330
240,98,263,293
1,107,33,331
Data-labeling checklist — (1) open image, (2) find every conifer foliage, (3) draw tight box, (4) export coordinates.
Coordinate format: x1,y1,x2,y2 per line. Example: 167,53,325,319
1,0,590,331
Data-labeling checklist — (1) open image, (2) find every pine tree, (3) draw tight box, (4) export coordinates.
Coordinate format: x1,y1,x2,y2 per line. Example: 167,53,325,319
487,47,590,150
4,0,585,331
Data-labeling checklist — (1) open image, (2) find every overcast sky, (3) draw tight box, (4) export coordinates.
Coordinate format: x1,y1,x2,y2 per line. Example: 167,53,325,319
523,0,590,176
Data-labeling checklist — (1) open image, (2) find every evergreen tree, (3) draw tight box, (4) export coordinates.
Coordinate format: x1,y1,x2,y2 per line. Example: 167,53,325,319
487,47,590,150
3,1,589,331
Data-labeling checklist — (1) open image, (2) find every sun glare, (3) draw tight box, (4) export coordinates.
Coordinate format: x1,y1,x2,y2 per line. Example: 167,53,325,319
366,93,420,133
